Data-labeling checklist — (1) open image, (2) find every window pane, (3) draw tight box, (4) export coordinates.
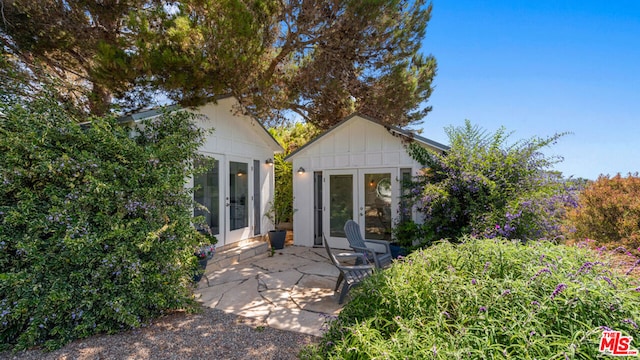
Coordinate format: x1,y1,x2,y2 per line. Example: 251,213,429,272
364,173,392,240
229,161,248,231
253,160,261,235
400,168,412,223
329,174,353,237
194,159,219,235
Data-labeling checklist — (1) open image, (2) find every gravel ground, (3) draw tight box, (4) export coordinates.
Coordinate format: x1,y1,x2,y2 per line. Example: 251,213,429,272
0,308,320,360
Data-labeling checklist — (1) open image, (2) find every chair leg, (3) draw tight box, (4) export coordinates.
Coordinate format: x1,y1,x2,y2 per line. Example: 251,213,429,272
335,273,344,291
338,281,351,304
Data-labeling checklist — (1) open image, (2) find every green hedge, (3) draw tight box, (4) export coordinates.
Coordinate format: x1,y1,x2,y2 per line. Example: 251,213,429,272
0,98,210,351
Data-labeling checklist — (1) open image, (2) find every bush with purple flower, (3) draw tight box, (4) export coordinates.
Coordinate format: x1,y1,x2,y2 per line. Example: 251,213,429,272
0,97,211,351
395,120,579,247
307,238,640,358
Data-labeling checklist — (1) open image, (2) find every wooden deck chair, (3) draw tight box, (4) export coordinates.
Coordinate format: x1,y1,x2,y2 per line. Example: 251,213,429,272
344,220,393,268
323,235,374,304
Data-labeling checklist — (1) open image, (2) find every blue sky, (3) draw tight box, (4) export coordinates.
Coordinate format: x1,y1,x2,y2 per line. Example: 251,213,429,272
418,1,640,180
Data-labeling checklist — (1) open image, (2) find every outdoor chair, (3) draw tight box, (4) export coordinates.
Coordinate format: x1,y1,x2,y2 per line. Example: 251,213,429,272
323,235,375,304
344,220,393,269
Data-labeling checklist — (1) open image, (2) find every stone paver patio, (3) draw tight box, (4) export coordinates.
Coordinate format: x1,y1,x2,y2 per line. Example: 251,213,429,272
194,246,345,337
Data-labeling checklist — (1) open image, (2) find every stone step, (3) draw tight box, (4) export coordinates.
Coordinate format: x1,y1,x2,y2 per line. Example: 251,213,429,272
205,236,270,274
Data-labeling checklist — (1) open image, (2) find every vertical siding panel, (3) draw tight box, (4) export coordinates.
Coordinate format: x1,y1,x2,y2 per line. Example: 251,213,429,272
188,98,280,246
383,152,401,166
365,124,383,153
335,125,350,153
351,121,366,153
366,153,383,166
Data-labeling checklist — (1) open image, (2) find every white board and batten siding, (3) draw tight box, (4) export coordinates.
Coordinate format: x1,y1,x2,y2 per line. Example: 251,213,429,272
188,97,282,247
193,98,278,162
288,114,448,248
122,96,282,247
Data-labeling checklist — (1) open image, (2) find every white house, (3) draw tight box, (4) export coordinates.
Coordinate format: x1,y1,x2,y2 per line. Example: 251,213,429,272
120,95,283,248
285,113,448,249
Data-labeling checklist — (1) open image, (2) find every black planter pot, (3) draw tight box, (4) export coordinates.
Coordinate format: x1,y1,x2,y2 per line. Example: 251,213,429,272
268,230,286,250
193,258,208,283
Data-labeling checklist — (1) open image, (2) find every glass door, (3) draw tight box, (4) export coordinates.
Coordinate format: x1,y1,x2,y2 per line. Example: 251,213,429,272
361,172,392,241
313,171,323,246
324,170,357,248
253,160,261,235
194,157,222,237
226,159,250,243
323,169,396,248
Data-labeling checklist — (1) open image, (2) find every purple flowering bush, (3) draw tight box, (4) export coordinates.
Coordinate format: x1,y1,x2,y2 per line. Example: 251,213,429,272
395,121,579,247
303,238,640,359
0,97,212,351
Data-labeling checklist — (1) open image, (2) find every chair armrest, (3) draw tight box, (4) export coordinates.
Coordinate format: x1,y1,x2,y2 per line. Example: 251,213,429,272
363,239,391,254
336,253,370,265
341,264,374,271
350,245,377,258
335,252,369,261
335,251,361,257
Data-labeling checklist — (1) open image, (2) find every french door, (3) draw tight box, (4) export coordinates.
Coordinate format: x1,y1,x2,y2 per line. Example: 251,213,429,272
323,169,395,248
194,155,253,246
226,158,251,244
194,155,223,238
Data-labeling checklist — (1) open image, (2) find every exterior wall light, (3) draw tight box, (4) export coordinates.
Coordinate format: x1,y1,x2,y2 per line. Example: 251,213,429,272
265,158,273,165
297,167,305,174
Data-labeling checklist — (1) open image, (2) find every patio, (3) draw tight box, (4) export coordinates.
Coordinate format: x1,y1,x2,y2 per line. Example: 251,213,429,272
194,245,345,337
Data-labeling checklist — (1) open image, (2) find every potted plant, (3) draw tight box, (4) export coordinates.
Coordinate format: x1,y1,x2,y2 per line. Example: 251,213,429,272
193,234,217,282
264,153,296,249
265,200,290,250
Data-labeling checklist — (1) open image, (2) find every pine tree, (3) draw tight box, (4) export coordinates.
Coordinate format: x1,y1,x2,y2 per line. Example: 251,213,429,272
1,0,437,128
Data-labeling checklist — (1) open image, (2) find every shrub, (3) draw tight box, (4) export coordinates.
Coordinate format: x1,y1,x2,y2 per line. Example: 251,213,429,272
267,122,319,226
302,239,640,359
0,97,210,351
568,174,640,254
391,219,431,249
397,121,577,246
265,153,294,226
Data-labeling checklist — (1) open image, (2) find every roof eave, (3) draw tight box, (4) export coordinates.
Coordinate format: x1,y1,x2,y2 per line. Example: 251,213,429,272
117,98,283,153
285,112,449,160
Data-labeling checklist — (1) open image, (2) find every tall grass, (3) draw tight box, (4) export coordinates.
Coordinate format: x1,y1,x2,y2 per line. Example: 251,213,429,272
302,238,640,359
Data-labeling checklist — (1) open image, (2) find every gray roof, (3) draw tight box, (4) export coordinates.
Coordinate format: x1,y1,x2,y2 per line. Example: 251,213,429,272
117,104,181,123
117,94,235,123
285,112,449,160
